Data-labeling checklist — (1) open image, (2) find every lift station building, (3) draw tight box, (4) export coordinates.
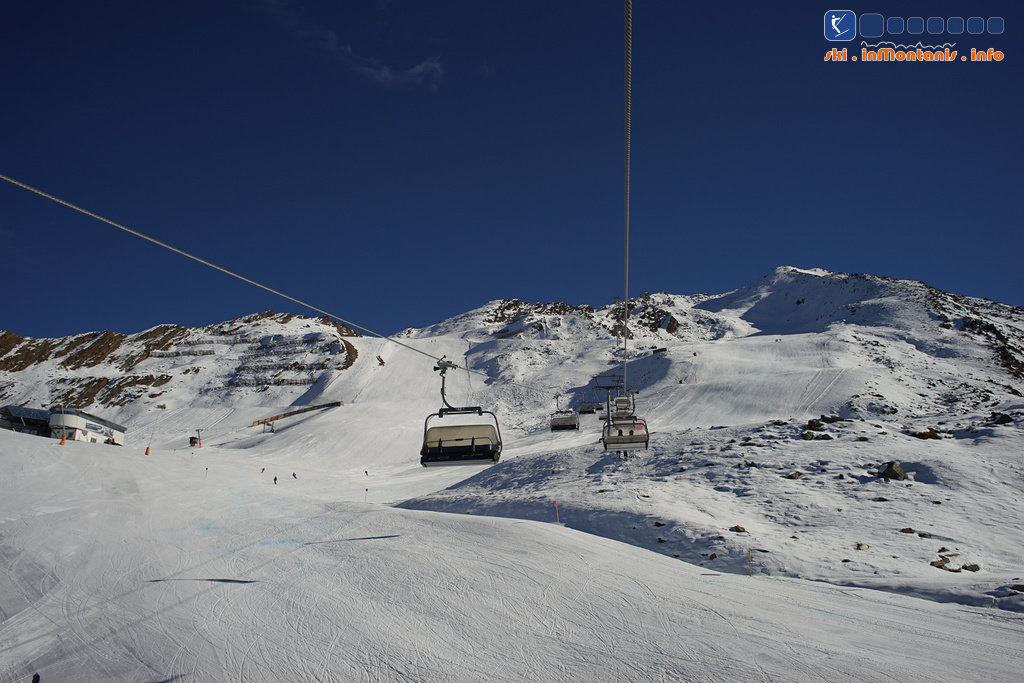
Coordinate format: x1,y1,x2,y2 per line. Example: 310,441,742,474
1,406,127,445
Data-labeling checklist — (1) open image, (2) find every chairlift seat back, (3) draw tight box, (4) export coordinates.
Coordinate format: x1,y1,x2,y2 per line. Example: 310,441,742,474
601,418,649,450
549,411,580,431
421,420,501,466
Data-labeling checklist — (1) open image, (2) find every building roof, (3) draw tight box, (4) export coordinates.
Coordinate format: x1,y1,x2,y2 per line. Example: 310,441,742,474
52,408,128,433
2,405,52,422
2,405,128,432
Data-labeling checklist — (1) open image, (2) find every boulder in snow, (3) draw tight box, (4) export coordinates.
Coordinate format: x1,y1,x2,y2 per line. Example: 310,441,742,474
877,461,907,481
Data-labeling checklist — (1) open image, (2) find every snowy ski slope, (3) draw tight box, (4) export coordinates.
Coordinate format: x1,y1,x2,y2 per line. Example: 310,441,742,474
2,427,1022,681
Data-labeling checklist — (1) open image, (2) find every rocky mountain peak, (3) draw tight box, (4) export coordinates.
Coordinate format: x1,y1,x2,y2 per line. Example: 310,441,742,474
0,311,361,414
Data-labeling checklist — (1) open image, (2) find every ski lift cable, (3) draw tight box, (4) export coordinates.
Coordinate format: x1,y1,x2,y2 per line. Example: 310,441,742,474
622,0,632,392
0,173,413,347
0,172,556,397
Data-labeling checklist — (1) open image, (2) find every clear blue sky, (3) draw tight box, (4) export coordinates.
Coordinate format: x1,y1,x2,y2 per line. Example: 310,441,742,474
2,1,1020,339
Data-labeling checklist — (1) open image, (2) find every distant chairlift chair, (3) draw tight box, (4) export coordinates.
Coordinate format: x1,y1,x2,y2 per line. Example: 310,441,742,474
420,358,503,467
549,394,580,431
578,388,603,414
593,377,622,420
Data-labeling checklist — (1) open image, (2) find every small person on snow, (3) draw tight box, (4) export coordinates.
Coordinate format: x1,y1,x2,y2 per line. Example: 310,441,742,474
273,476,277,485
32,674,40,683
261,467,265,474
292,472,297,479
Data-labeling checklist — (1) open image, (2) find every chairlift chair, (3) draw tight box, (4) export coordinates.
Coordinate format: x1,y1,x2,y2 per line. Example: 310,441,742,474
550,410,580,431
594,377,621,421
611,395,635,419
578,388,602,414
600,392,649,451
549,395,579,431
421,407,502,466
420,358,503,467
601,416,649,451
597,392,633,422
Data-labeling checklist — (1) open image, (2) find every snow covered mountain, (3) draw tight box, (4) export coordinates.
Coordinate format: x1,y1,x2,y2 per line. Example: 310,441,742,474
0,312,361,422
4,266,1021,422
2,266,1023,680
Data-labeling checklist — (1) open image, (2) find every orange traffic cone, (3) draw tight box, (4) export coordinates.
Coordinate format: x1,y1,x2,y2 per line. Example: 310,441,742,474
59,433,66,445
145,446,150,456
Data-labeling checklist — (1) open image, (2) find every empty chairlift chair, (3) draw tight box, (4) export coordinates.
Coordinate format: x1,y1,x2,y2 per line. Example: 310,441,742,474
421,408,502,466
420,358,503,467
598,392,631,422
593,378,621,420
610,396,634,419
549,394,580,431
578,388,602,415
549,410,580,431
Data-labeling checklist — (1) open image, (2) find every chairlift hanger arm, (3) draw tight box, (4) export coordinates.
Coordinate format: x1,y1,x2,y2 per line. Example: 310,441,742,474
434,357,458,410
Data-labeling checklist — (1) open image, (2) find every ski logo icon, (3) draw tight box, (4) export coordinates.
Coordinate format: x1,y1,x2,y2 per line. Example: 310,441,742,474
824,10,856,42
